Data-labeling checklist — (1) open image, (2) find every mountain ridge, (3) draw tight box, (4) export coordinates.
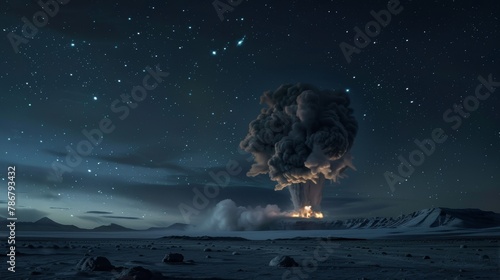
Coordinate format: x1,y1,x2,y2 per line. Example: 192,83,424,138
276,207,500,230
12,207,500,232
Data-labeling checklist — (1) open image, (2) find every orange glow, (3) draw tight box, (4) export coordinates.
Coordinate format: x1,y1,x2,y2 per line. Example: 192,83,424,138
290,206,324,219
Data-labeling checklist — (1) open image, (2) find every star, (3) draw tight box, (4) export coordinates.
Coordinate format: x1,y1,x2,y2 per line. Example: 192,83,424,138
237,36,246,46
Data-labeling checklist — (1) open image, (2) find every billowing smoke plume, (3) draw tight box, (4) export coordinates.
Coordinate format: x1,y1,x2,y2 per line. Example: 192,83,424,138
201,199,287,231
240,83,358,211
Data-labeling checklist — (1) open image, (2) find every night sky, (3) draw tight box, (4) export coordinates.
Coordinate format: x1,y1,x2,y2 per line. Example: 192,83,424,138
1,0,499,230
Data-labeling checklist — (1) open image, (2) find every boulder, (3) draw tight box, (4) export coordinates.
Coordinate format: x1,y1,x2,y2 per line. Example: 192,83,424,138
115,266,153,280
163,253,184,263
269,256,299,267
76,256,113,271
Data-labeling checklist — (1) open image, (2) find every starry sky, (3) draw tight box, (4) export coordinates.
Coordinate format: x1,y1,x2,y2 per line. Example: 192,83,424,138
1,0,499,230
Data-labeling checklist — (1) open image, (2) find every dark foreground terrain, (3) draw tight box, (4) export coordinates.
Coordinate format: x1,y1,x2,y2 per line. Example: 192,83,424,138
3,236,500,279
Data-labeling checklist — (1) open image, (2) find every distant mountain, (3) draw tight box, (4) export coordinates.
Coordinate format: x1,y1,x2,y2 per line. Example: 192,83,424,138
276,208,500,230
16,218,187,232
390,208,500,229
17,217,82,232
16,218,136,232
145,223,189,231
92,223,135,232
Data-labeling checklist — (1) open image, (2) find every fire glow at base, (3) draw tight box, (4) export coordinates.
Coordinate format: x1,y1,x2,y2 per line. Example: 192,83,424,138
291,206,324,219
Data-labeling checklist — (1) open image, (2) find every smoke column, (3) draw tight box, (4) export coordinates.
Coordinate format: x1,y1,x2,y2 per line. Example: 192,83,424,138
288,175,325,211
240,83,358,212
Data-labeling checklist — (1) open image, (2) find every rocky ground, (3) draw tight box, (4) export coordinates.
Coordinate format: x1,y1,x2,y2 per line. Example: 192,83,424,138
3,236,500,279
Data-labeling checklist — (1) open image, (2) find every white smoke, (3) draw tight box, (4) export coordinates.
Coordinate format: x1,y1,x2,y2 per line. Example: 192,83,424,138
201,199,288,231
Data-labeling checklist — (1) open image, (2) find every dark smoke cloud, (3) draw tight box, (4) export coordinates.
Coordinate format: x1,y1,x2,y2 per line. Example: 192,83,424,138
240,83,358,211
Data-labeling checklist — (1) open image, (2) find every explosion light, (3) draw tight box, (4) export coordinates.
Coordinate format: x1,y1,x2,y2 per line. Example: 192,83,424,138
291,206,324,219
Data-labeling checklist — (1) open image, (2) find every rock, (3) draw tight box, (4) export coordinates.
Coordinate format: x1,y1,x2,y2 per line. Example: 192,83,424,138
30,271,42,275
232,251,240,255
405,253,412,257
423,256,431,259
16,250,22,255
76,256,113,271
163,253,184,263
204,248,212,252
115,266,153,280
269,256,299,267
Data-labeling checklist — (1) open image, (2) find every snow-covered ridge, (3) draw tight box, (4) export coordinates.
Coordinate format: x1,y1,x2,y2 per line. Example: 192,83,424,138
276,208,500,230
